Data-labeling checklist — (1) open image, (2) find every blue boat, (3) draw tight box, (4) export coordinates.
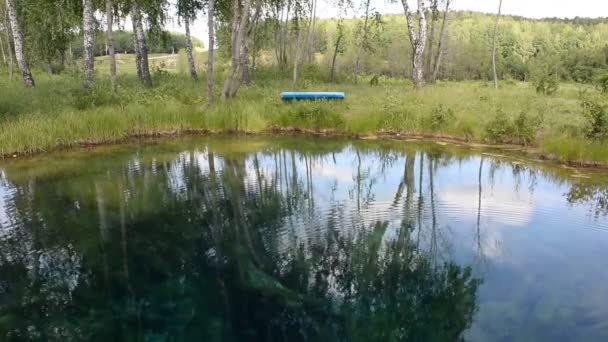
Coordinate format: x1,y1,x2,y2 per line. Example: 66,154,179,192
280,91,345,101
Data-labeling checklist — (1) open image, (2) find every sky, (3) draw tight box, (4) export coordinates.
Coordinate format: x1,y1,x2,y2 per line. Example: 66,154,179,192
165,0,608,43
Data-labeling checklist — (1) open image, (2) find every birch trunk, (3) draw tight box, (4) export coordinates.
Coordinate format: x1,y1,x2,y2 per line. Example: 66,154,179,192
221,0,241,100
425,0,438,81
292,25,302,88
330,32,342,83
280,1,290,68
3,8,14,80
131,16,142,79
432,0,450,82
207,0,215,106
401,0,427,90
184,15,198,81
5,0,34,87
492,0,503,89
354,0,371,85
132,2,151,86
106,0,117,93
223,0,251,99
83,0,95,88
306,0,317,64
236,0,261,87
0,31,6,65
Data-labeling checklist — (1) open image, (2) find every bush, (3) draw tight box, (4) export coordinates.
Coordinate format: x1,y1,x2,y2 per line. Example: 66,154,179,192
485,110,514,143
596,74,608,94
513,111,543,145
429,105,455,130
381,93,414,131
485,110,543,144
534,76,559,95
278,102,345,130
581,97,608,140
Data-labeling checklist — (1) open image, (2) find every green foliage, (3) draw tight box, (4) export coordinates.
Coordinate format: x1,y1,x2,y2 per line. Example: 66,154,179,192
486,110,543,145
278,101,345,130
380,92,413,131
429,105,455,130
513,111,543,145
486,110,544,145
535,76,559,95
485,111,514,143
580,96,608,140
596,74,608,94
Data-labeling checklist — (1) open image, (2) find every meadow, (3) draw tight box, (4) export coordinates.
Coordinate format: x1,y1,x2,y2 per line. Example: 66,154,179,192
0,53,607,165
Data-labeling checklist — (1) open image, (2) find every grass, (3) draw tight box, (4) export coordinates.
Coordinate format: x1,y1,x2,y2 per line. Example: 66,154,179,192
0,59,607,165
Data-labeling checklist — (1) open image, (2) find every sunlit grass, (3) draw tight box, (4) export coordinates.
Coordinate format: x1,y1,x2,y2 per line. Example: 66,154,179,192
0,63,607,164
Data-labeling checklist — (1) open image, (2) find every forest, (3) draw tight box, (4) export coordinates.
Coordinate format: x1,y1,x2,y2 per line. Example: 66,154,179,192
1,0,608,164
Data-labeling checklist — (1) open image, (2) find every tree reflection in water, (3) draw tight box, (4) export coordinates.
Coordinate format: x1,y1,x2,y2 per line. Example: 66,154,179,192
0,145,483,341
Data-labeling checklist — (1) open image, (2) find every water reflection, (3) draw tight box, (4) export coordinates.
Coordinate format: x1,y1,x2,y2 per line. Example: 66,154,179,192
0,138,607,341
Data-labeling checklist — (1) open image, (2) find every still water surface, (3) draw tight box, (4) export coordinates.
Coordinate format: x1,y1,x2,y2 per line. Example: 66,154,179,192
1,137,608,341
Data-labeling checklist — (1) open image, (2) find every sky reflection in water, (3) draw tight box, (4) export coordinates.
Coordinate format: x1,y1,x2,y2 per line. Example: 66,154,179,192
0,137,607,341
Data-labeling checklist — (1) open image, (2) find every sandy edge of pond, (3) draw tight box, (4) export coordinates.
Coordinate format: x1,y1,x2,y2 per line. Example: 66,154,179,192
1,127,607,171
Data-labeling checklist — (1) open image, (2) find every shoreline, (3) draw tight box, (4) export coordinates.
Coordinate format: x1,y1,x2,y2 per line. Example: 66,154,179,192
2,127,608,171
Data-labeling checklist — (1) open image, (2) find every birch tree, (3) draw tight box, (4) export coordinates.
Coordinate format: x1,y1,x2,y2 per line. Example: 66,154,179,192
492,0,503,89
82,0,95,88
4,0,34,87
177,0,203,81
431,0,450,82
353,0,372,84
0,7,6,65
131,0,152,86
330,19,345,83
106,0,117,92
221,0,252,100
425,0,438,81
207,0,215,106
2,5,14,80
401,0,428,90
237,0,262,86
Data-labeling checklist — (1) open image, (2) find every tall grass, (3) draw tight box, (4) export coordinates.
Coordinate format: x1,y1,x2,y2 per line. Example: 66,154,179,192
0,66,607,164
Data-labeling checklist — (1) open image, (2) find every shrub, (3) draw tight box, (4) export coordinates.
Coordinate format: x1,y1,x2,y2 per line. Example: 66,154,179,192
534,75,559,95
485,110,514,143
513,111,542,145
381,94,413,131
429,105,455,130
278,102,344,130
580,97,608,140
596,73,608,94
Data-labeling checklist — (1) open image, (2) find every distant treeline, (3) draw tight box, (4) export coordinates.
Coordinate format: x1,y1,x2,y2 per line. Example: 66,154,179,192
69,30,203,60
222,11,608,83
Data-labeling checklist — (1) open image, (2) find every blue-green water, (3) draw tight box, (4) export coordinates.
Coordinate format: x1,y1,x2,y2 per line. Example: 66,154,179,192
1,137,608,341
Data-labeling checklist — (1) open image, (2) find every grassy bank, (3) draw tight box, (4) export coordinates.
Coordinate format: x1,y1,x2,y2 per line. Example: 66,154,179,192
1,67,607,164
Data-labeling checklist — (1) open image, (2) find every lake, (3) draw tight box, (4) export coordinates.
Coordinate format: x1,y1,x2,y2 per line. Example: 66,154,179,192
1,136,607,341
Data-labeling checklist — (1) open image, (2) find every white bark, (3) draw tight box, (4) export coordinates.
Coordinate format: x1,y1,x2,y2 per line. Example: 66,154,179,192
221,0,251,100
221,0,241,100
184,15,198,81
425,0,438,81
432,0,450,82
306,0,317,63
354,0,372,84
106,0,117,92
83,0,95,88
401,0,428,89
131,18,142,79
0,29,6,65
132,1,151,86
207,0,215,106
292,24,303,88
5,0,34,87
492,0,503,89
